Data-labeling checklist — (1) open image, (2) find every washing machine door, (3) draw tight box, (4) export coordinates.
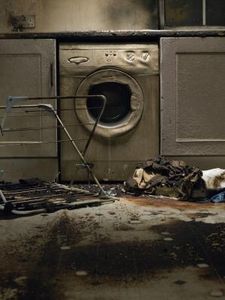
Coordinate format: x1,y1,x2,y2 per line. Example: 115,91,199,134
75,68,144,138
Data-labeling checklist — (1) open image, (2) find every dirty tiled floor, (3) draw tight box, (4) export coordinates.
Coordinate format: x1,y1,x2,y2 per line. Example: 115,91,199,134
0,196,225,299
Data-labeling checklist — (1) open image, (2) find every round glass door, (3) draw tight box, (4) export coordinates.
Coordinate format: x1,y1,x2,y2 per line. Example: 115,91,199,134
87,82,131,124
75,68,144,138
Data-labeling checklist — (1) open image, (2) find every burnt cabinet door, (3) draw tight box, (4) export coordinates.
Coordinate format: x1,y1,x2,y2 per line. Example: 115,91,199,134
0,39,57,157
161,37,225,156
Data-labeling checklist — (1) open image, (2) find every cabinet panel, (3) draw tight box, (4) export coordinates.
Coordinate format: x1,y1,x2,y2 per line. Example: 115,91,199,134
161,37,225,155
0,39,57,157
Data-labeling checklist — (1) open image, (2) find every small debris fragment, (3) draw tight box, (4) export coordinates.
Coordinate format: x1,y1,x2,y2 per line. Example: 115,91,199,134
174,246,181,250
95,213,103,216
161,232,171,236
116,224,134,231
198,257,205,261
108,211,116,215
164,237,173,242
170,252,177,259
129,220,141,224
14,276,27,286
41,213,48,217
174,280,186,285
212,242,220,247
76,270,88,277
197,263,209,268
210,290,224,297
60,246,71,251
143,212,152,216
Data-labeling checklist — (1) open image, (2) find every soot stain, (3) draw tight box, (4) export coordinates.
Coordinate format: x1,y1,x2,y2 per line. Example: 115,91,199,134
11,219,225,299
151,221,225,278
61,221,225,280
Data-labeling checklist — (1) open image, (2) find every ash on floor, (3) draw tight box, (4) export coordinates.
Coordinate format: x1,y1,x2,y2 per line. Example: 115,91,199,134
0,196,225,300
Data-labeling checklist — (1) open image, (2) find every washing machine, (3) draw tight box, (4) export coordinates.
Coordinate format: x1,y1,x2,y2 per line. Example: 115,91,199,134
59,43,159,181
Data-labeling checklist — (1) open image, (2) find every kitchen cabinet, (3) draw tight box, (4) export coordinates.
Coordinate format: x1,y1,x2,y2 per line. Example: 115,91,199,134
0,39,57,181
161,37,225,157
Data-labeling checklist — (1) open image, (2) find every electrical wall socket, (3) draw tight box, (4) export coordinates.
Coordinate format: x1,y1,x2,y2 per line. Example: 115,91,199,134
22,15,35,28
10,15,36,30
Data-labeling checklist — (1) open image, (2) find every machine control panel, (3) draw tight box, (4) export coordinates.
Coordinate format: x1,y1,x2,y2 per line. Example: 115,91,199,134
60,44,159,75
104,50,117,62
102,48,156,70
103,50,151,64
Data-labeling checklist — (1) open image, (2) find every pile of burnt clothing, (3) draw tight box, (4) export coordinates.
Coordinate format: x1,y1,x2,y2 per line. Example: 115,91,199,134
124,157,207,200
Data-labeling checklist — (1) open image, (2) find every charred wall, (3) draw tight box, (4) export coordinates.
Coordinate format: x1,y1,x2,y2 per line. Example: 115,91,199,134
0,0,158,33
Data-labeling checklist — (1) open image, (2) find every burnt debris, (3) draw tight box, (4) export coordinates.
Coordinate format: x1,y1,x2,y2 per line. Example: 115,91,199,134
0,179,116,216
124,157,207,200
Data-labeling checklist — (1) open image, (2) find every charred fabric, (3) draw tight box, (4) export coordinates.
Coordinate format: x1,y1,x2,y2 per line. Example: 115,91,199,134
124,157,225,201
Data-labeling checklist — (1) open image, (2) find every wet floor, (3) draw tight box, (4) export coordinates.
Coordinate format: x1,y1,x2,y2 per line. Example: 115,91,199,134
0,197,225,299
